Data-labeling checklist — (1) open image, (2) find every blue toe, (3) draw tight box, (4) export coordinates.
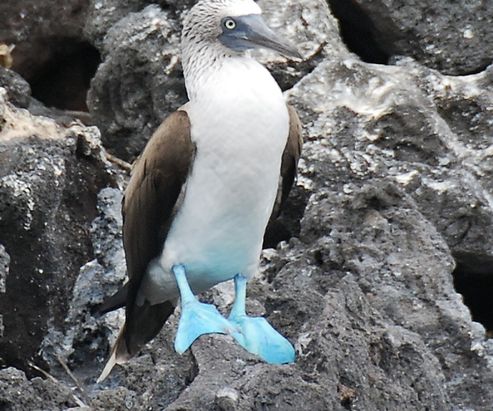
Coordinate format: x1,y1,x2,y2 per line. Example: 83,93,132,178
229,315,295,364
175,299,240,354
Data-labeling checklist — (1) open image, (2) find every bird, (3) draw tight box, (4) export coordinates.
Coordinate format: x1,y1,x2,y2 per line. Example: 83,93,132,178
97,0,302,382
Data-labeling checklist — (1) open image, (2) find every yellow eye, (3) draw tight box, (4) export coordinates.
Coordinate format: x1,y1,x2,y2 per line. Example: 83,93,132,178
224,18,236,30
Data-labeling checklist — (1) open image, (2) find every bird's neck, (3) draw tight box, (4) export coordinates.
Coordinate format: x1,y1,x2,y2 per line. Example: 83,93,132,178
182,44,264,102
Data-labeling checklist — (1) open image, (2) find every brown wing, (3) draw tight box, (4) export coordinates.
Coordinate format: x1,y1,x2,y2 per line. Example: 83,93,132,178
98,110,195,380
263,105,302,248
123,111,194,288
271,104,303,219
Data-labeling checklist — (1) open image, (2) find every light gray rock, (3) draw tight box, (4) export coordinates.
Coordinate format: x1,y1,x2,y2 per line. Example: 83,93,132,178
84,0,150,49
0,244,8,295
84,0,196,49
0,244,8,342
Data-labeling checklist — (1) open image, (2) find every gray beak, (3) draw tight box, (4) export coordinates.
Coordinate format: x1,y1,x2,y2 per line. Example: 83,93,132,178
219,14,302,59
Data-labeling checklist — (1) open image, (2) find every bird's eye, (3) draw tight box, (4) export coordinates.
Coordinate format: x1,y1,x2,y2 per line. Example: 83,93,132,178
223,18,237,30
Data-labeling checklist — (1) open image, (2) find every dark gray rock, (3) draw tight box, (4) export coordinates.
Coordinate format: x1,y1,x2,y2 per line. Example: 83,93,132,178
288,57,493,260
331,0,493,75
0,65,97,125
0,0,90,80
0,87,117,372
0,367,82,410
87,5,186,160
39,187,127,380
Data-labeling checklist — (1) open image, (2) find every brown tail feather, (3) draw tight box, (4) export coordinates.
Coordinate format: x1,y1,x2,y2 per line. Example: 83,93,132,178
97,326,131,383
97,300,175,382
125,300,176,357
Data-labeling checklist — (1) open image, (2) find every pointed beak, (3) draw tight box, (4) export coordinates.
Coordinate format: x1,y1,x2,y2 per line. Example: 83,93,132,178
219,14,302,59
240,14,302,59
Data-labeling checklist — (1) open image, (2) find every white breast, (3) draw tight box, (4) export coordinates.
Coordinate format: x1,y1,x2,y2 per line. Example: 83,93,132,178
140,57,289,304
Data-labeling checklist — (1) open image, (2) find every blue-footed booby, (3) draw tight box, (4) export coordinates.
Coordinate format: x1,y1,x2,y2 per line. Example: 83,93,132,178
97,0,302,382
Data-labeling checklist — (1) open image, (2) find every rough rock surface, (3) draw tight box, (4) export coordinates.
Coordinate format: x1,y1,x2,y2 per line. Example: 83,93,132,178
1,1,493,410
0,67,31,109
0,88,118,372
87,5,186,160
329,0,493,75
0,367,80,410
83,0,196,50
0,0,90,80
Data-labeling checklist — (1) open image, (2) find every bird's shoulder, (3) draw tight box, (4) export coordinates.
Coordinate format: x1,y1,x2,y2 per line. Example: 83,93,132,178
125,110,193,201
122,109,196,279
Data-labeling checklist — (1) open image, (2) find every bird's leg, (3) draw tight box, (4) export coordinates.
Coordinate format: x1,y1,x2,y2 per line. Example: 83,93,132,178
172,264,239,354
228,274,295,364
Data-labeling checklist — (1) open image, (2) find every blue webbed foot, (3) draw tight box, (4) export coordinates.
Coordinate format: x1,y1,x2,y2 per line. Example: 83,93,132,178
175,297,237,354
229,315,296,364
172,265,239,354
228,274,295,364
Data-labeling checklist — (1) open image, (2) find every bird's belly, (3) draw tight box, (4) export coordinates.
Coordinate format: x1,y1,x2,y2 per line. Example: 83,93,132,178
163,143,281,287
139,150,283,306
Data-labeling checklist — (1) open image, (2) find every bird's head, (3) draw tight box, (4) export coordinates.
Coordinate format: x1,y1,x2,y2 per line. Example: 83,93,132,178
182,0,301,59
